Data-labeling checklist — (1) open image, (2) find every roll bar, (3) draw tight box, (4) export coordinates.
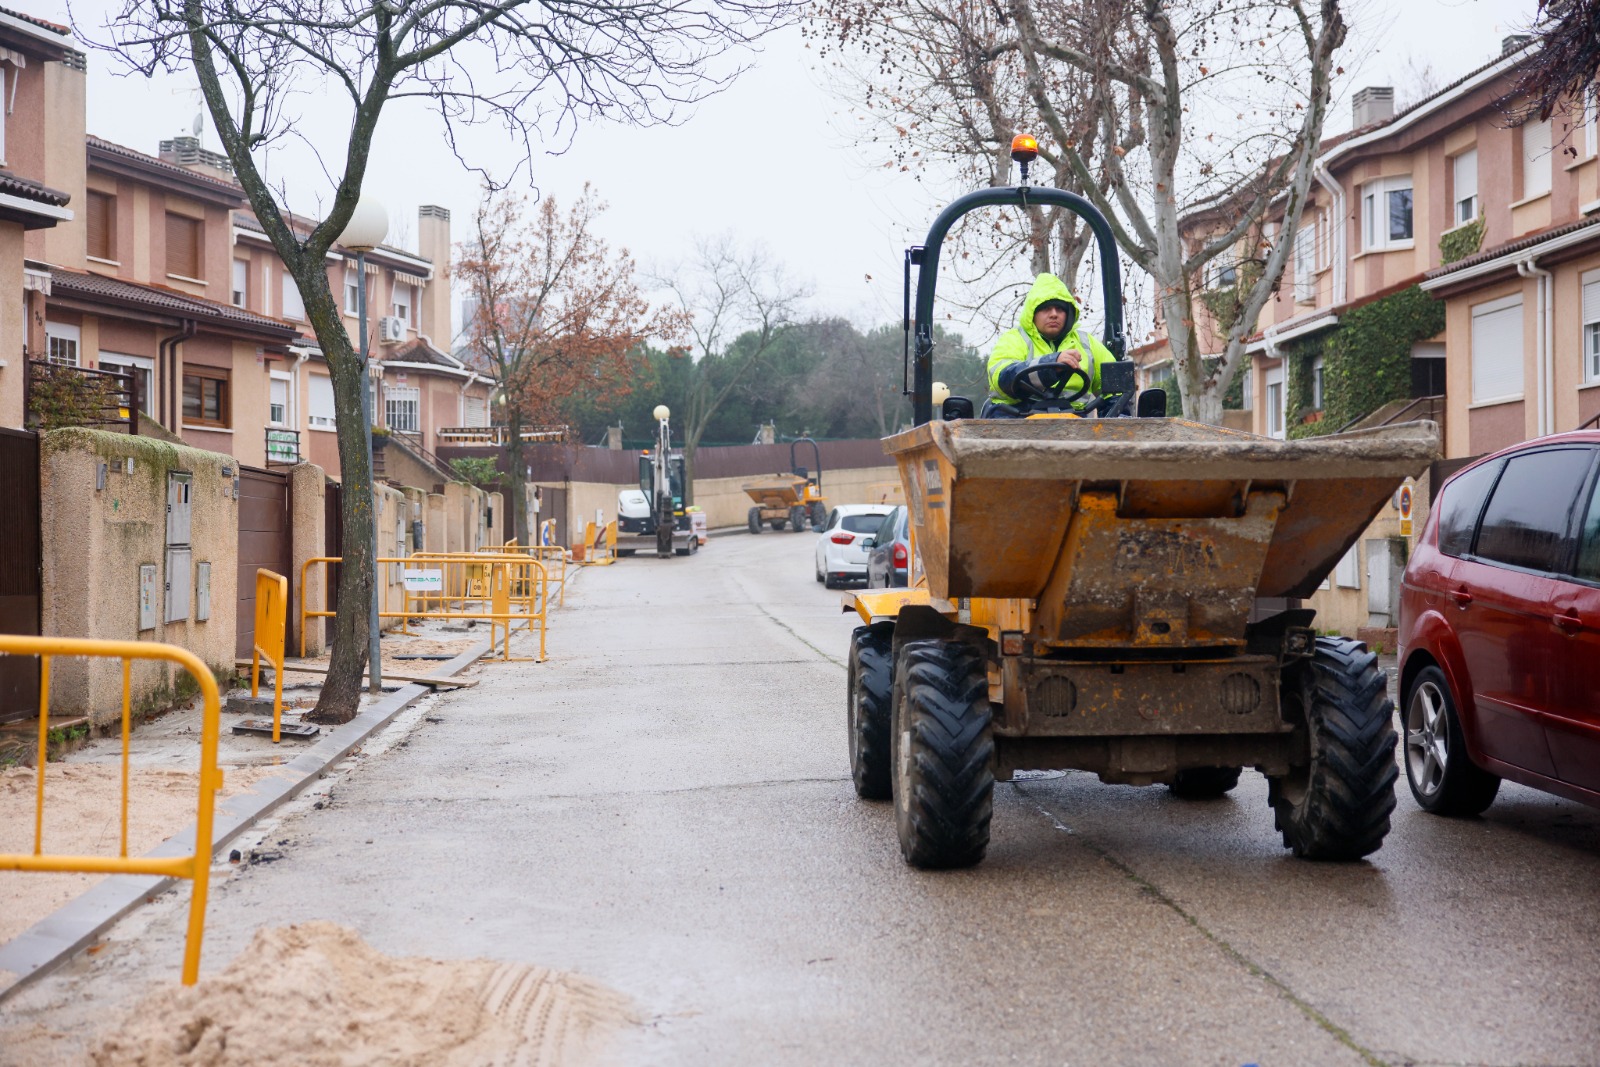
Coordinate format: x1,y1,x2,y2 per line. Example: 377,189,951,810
905,187,1126,425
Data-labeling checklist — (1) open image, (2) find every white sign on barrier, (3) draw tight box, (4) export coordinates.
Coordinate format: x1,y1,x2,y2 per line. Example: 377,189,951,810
403,568,443,592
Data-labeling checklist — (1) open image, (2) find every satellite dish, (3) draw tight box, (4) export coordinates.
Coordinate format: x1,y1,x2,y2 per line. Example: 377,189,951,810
191,113,203,137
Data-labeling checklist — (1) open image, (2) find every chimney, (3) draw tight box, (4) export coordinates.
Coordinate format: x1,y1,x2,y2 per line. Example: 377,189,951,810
417,205,453,349
158,135,235,182
1502,34,1534,56
1352,86,1395,129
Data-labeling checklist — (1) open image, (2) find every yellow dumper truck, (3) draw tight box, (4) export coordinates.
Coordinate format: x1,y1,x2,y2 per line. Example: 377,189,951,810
844,140,1437,869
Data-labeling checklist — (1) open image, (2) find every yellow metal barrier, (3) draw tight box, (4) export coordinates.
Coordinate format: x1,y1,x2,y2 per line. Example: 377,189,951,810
0,635,222,986
579,520,618,566
482,540,568,609
250,568,289,742
299,554,548,662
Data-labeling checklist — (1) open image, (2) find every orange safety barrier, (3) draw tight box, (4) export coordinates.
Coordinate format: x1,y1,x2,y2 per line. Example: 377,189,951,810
0,635,223,985
249,568,289,742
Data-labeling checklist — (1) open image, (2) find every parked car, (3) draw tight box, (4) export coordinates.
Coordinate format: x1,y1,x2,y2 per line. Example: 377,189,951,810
1398,431,1600,817
814,504,895,588
865,506,911,588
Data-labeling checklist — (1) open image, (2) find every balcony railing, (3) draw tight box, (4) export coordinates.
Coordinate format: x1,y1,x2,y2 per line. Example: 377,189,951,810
437,424,568,445
24,358,139,435
265,427,301,466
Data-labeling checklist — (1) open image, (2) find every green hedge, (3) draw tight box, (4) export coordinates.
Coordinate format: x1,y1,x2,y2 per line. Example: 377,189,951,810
1284,284,1444,439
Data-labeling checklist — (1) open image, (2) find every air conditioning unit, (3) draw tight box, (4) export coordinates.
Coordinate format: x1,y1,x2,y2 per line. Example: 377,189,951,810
378,315,407,343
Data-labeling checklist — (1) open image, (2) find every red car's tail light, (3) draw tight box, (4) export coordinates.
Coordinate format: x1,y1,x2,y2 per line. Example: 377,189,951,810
831,532,854,544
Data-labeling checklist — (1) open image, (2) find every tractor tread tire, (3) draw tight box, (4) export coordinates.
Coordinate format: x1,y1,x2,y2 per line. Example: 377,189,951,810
1269,637,1398,861
848,626,894,799
810,501,827,528
789,505,807,531
747,507,762,535
893,638,994,868
1169,766,1243,799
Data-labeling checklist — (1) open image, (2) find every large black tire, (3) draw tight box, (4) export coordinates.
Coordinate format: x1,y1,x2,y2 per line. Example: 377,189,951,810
847,626,894,799
1403,665,1500,816
810,501,827,528
789,505,808,531
892,638,994,868
1268,637,1398,861
1169,766,1243,799
771,520,786,531
747,507,762,534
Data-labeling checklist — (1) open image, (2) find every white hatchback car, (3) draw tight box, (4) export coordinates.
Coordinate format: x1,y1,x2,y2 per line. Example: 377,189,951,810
814,504,895,588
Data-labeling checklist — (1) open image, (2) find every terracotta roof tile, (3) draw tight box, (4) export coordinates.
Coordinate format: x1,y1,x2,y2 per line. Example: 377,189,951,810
51,267,301,339
86,136,242,196
0,6,68,35
0,171,69,206
1425,215,1600,281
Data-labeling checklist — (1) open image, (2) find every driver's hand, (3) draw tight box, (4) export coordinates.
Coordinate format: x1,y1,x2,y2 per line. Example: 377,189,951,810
1056,349,1083,371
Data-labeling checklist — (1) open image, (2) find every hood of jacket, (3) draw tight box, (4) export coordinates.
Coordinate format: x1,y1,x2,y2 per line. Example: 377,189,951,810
1017,273,1082,351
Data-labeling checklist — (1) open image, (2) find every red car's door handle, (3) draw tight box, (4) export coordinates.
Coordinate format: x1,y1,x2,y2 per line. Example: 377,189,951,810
1553,611,1583,634
1450,588,1473,607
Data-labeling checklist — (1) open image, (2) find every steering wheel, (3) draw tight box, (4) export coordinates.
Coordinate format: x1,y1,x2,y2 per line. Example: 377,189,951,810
1030,359,1092,409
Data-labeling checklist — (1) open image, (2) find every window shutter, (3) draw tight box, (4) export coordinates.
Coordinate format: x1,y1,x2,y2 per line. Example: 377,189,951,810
166,214,200,279
1583,278,1600,326
1454,150,1478,206
1471,299,1525,403
87,192,112,260
1523,119,1552,197
309,374,336,427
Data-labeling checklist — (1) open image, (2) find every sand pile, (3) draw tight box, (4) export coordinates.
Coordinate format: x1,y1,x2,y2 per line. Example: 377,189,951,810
88,922,635,1067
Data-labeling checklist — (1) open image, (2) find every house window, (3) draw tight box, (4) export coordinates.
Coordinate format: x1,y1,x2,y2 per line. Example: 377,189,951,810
308,373,337,429
1583,272,1600,383
1294,223,1317,304
1206,253,1237,290
1335,545,1361,588
98,353,154,416
1240,368,1253,410
392,282,413,326
1312,356,1325,410
87,191,116,261
166,213,203,279
1361,176,1413,251
1470,294,1524,404
44,322,80,366
232,260,248,307
281,272,305,321
385,385,420,434
1453,149,1478,226
182,366,230,427
1587,89,1598,159
465,393,488,428
1522,117,1552,199
345,270,360,315
1265,365,1285,439
269,373,292,426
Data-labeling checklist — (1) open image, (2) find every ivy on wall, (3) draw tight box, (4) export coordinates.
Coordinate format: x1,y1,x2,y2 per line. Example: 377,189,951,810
1284,284,1445,439
1439,215,1486,265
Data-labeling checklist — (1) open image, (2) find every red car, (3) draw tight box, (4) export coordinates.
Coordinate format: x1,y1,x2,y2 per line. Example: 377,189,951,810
1398,430,1600,815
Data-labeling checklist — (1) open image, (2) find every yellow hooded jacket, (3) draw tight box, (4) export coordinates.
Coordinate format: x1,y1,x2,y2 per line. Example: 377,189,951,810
985,273,1115,408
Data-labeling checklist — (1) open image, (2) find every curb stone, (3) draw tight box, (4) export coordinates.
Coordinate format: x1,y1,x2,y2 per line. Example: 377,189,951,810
0,637,494,1001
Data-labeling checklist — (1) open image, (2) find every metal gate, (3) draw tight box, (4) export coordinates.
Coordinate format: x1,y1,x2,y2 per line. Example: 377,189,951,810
323,481,342,617
0,428,40,722
236,466,291,660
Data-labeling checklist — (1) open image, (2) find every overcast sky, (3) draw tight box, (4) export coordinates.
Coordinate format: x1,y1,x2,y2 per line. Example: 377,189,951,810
38,0,1538,351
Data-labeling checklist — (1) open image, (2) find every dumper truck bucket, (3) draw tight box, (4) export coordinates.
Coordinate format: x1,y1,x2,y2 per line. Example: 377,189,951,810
887,417,1439,648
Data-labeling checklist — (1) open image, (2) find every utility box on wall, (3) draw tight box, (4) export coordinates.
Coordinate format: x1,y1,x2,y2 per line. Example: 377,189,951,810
166,471,193,546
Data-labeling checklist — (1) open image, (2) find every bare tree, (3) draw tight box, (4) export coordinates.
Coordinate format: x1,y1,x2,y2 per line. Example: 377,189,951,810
1517,0,1600,124
811,0,1120,326
96,0,794,720
1002,0,1347,424
652,236,804,492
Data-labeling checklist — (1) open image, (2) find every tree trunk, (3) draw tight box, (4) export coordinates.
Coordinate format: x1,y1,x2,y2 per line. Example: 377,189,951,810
310,323,374,724
506,408,530,546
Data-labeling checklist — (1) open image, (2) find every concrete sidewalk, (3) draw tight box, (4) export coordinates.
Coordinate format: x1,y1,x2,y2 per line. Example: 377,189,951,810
0,633,492,1001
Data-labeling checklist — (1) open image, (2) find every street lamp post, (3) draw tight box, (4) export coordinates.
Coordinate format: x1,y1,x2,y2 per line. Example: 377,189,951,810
339,198,388,695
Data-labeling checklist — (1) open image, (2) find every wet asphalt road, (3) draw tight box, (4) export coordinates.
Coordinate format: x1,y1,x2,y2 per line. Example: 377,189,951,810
8,531,1600,1066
